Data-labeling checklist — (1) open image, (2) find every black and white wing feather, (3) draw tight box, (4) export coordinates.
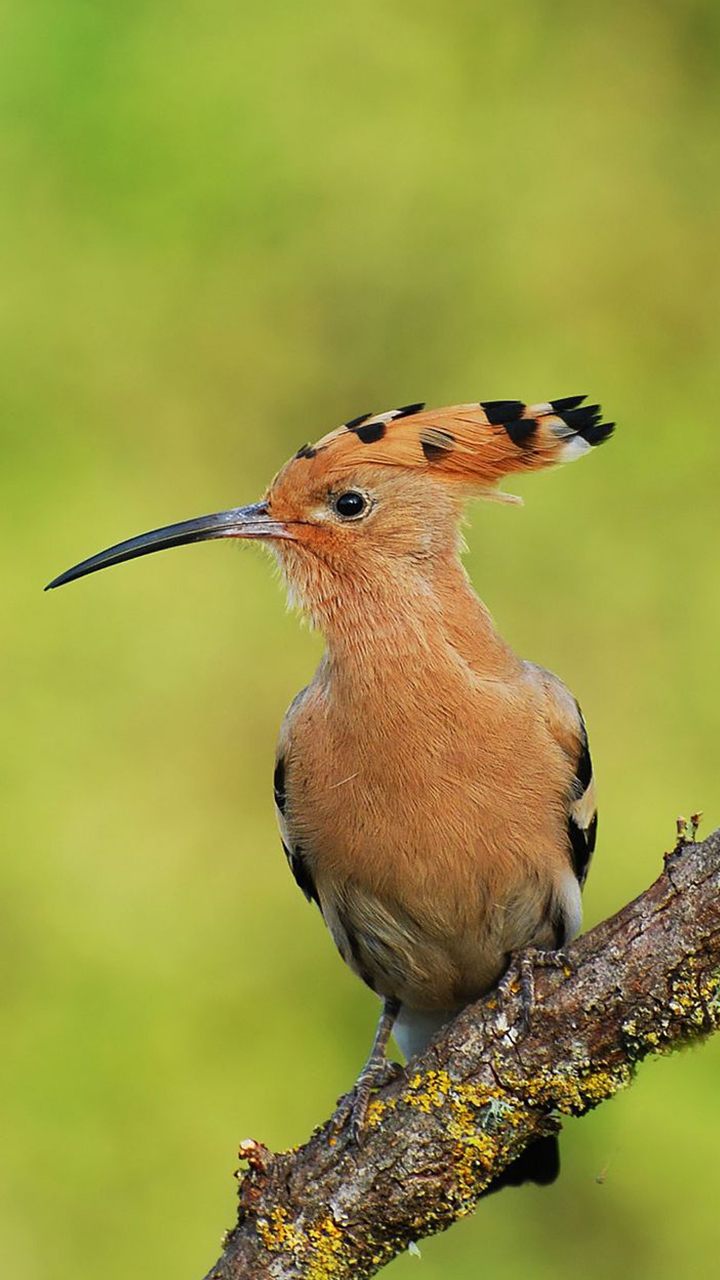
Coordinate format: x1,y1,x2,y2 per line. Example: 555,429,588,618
273,689,322,910
566,711,598,888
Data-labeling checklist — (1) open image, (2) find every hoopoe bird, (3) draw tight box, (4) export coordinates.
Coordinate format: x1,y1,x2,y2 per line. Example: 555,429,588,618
47,394,612,1186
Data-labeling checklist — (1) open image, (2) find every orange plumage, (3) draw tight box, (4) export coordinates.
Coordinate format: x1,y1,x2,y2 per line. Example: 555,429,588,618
313,395,612,485
47,392,612,1182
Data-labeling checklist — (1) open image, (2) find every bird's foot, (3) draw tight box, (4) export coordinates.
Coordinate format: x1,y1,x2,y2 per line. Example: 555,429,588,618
334,1057,404,1146
496,947,572,1032
351,1056,404,1144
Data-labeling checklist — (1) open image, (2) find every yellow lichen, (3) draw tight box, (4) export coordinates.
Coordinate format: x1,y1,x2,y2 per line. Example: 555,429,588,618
620,964,720,1061
394,1068,511,1209
495,1054,632,1117
305,1216,348,1279
667,967,720,1030
365,1094,396,1127
401,1069,452,1113
257,1206,306,1255
257,1208,353,1279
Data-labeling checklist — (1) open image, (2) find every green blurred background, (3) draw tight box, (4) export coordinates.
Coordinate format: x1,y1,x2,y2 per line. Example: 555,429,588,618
2,1,719,1276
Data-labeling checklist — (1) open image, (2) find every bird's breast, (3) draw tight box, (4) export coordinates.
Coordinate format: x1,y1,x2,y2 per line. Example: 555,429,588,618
284,667,570,914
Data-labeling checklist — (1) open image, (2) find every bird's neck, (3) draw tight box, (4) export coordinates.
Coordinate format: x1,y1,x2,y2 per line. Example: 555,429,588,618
318,554,518,687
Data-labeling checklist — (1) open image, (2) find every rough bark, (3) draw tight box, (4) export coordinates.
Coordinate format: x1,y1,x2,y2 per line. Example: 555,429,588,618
204,827,720,1280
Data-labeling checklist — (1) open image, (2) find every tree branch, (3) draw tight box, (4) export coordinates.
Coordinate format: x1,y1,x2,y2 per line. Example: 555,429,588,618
203,827,720,1280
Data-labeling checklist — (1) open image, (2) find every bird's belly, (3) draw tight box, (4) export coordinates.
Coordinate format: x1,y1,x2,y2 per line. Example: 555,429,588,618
323,880,559,1011
318,826,566,1012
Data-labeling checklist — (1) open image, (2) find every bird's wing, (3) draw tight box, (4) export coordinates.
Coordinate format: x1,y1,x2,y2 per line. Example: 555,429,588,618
531,665,598,889
273,686,322,911
566,710,598,889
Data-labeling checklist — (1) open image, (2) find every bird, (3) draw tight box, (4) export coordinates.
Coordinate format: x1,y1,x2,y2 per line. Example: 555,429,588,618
47,393,612,1187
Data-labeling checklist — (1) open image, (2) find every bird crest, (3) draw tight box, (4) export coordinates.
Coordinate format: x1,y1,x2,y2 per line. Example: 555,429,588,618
294,396,614,497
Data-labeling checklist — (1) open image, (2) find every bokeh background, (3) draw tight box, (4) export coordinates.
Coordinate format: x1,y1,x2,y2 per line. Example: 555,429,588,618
2,2,719,1277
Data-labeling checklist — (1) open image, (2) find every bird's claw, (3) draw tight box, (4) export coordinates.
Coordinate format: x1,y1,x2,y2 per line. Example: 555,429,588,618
334,1059,404,1145
496,947,572,1031
351,1058,404,1145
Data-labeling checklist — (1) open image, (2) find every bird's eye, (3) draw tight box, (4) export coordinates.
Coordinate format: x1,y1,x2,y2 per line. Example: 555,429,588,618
333,490,369,520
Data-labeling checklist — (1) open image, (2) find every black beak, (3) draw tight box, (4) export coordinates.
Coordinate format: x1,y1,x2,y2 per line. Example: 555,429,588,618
45,501,290,590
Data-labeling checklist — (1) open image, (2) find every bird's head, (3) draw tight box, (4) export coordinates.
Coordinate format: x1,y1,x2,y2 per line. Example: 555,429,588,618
262,430,465,621
46,397,613,629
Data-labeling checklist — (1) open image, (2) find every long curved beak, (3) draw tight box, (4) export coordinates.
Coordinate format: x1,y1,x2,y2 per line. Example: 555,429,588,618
45,501,290,590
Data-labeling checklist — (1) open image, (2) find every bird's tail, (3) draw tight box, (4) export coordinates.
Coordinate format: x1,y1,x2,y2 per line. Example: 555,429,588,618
482,1133,561,1196
316,395,614,497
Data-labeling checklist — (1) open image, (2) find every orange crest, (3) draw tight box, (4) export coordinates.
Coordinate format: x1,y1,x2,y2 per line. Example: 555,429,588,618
304,396,614,494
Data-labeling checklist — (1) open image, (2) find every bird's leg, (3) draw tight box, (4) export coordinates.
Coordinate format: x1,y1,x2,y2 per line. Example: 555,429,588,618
335,997,403,1144
496,947,572,1032
351,997,403,1142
